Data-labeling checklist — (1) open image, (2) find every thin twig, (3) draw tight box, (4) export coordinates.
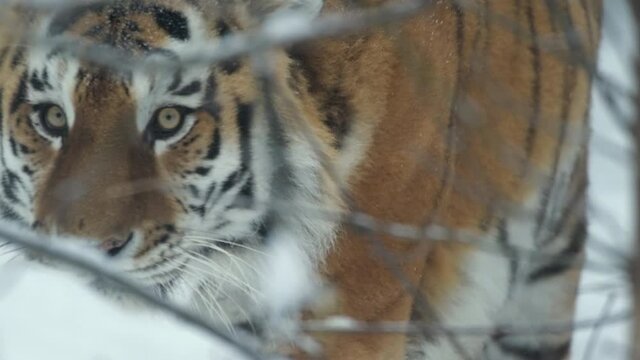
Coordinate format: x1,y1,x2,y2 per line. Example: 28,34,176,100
582,292,618,360
301,309,631,336
630,1,640,359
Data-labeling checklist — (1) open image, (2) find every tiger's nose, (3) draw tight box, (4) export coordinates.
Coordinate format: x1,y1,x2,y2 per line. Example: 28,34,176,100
100,233,134,257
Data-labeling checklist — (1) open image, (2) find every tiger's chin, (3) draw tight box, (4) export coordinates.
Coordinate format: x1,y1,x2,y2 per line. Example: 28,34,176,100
117,246,268,321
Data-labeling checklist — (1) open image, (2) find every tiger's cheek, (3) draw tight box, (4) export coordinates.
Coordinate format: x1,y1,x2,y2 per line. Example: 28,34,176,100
158,114,218,180
7,110,56,184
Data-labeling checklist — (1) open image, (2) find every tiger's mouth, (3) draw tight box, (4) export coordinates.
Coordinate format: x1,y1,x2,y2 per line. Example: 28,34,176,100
81,229,270,325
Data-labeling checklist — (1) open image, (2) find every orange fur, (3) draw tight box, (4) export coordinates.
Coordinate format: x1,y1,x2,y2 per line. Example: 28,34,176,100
291,0,602,358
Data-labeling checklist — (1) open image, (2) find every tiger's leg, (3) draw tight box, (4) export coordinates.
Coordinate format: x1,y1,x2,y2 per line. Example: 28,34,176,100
479,180,586,360
408,208,585,360
415,169,586,360
314,230,431,360
407,239,512,359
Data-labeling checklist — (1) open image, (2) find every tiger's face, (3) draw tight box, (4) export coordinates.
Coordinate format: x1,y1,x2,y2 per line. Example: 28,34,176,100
0,0,335,325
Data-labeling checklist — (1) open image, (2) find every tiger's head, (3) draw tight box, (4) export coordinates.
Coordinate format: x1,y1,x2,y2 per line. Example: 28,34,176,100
0,0,338,325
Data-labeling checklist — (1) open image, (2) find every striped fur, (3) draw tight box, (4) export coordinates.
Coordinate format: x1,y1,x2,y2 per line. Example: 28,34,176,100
0,0,601,359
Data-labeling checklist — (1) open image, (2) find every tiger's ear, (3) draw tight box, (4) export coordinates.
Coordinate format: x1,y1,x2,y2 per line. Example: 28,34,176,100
248,0,323,20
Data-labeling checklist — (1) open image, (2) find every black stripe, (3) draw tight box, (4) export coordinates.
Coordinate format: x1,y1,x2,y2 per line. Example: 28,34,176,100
172,81,201,96
205,127,220,160
527,260,573,282
524,0,541,159
29,71,46,92
167,72,182,92
534,180,553,239
188,184,200,198
8,138,17,157
497,218,518,295
22,166,34,177
285,53,352,149
237,175,254,207
0,199,22,222
10,47,24,69
203,181,217,205
189,204,205,217
19,143,34,155
321,88,352,149
497,340,570,359
240,175,253,198
202,73,220,120
179,134,200,148
237,103,253,167
10,72,27,114
534,63,576,239
2,170,23,205
428,5,464,219
153,234,170,246
219,59,241,75
216,20,232,37
194,167,211,176
528,220,586,284
0,89,4,164
539,169,586,247
0,47,9,67
256,218,272,239
42,68,50,86
221,170,241,194
563,217,587,255
153,6,190,41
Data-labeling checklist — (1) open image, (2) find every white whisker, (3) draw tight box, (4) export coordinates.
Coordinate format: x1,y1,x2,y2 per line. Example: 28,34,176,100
183,238,262,278
177,248,260,304
165,257,247,332
183,233,267,256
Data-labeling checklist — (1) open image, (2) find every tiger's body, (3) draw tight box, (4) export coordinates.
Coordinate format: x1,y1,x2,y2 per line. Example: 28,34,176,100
0,0,601,359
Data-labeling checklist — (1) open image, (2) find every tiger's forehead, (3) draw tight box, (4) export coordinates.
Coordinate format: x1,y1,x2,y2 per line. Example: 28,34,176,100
44,1,204,51
25,1,216,132
47,1,193,45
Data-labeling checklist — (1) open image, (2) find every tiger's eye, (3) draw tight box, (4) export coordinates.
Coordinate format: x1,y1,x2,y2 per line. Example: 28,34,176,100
157,107,182,131
45,105,67,129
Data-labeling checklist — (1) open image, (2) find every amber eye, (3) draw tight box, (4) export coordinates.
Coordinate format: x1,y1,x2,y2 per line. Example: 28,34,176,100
34,104,68,137
45,105,67,128
146,106,192,143
157,107,182,131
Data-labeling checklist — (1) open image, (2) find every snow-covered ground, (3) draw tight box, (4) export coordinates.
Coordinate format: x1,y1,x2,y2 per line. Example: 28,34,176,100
0,261,246,360
0,1,636,359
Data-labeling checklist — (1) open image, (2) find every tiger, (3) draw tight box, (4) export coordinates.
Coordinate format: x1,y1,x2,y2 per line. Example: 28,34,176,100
0,0,602,359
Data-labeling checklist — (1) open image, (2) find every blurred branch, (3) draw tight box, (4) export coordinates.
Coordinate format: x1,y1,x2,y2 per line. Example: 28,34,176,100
302,309,631,336
629,0,640,359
